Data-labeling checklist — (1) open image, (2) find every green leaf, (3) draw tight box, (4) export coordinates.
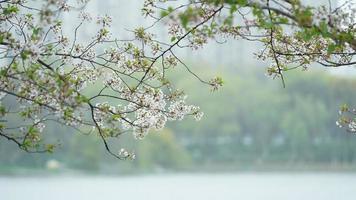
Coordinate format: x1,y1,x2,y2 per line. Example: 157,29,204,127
0,105,6,116
327,44,336,54
160,10,169,18
236,0,248,6
0,34,4,44
21,50,30,60
46,144,55,153
3,5,19,15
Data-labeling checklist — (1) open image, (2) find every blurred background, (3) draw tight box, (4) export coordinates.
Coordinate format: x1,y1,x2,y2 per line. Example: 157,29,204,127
1,0,356,199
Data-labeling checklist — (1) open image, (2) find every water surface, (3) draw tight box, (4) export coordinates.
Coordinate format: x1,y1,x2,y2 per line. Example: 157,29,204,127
1,173,355,200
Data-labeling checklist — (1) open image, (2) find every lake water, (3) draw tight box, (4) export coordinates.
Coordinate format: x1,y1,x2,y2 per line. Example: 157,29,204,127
1,173,355,200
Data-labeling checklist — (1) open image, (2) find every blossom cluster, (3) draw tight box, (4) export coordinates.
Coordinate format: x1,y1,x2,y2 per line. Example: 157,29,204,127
143,0,356,132
0,0,206,157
